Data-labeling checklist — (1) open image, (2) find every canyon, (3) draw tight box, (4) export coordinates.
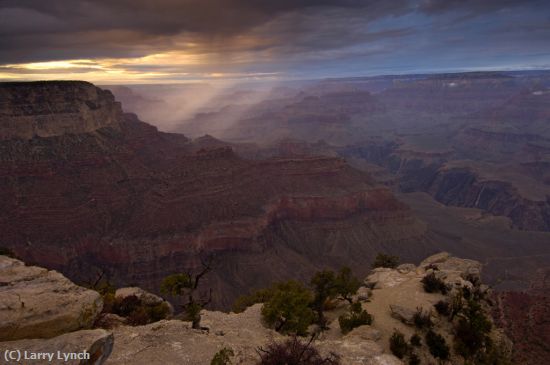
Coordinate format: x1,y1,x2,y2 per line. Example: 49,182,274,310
1,77,549,363
0,81,433,310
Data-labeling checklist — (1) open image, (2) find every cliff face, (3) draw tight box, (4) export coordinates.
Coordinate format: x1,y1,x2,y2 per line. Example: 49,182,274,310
0,81,432,309
340,144,550,231
0,81,122,140
492,268,550,365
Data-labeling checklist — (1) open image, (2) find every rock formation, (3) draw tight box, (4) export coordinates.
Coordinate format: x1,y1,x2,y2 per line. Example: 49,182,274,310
0,81,122,140
0,252,514,365
0,255,102,341
0,255,112,364
0,81,434,309
1,329,113,365
492,268,550,365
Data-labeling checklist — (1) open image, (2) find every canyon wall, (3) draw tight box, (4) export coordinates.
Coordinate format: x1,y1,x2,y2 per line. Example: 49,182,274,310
0,81,433,309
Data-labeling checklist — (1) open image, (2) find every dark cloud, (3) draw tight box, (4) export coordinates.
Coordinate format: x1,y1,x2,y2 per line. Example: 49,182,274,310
0,0,413,63
0,0,549,81
418,0,544,14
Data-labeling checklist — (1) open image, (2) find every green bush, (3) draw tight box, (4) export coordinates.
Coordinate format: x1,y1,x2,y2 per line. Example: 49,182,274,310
454,300,492,360
421,273,448,294
434,300,450,316
408,353,421,365
161,266,212,329
413,308,433,330
425,330,450,361
338,302,373,334
334,267,361,303
111,295,171,326
410,333,422,347
310,267,361,328
310,269,338,328
389,330,410,359
261,280,315,336
371,253,400,269
211,347,234,365
257,336,340,365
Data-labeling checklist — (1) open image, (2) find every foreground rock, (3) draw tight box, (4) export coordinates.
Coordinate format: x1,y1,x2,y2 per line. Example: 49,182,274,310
1,329,113,365
107,304,403,365
0,255,103,341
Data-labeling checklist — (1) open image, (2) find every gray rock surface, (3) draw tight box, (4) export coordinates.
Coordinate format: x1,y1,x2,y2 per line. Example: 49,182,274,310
0,255,103,341
0,329,113,365
107,304,399,365
389,304,416,325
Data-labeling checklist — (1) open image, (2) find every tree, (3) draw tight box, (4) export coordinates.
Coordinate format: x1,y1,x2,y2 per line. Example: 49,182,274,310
425,330,450,361
261,280,315,336
338,301,373,334
410,333,422,347
454,299,492,360
211,347,234,365
421,273,448,294
389,330,410,359
413,307,433,330
372,253,399,269
160,257,212,329
310,270,338,328
334,267,361,304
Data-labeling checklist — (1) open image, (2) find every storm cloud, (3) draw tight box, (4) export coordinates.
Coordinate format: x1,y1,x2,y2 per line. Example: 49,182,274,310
0,0,549,82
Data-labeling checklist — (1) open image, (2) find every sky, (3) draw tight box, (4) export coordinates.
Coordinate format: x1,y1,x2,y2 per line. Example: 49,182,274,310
1,0,550,83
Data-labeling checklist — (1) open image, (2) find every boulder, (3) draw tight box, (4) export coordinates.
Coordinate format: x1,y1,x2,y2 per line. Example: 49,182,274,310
0,256,103,341
389,304,416,325
365,269,408,289
345,326,382,341
419,252,450,268
317,337,384,364
94,313,126,329
367,354,404,365
0,329,113,365
396,264,416,274
115,287,174,315
355,286,372,301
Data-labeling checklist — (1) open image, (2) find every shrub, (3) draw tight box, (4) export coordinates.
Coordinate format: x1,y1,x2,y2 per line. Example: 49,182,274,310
310,270,338,328
338,302,373,334
233,287,275,313
450,291,464,320
261,280,315,336
372,253,400,269
211,347,234,365
434,300,450,316
114,295,142,317
389,330,410,359
413,308,433,330
309,267,361,328
257,336,340,365
111,295,171,325
334,267,361,304
410,333,422,347
421,273,448,294
425,330,450,361
454,300,492,360
408,353,421,365
161,261,212,329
